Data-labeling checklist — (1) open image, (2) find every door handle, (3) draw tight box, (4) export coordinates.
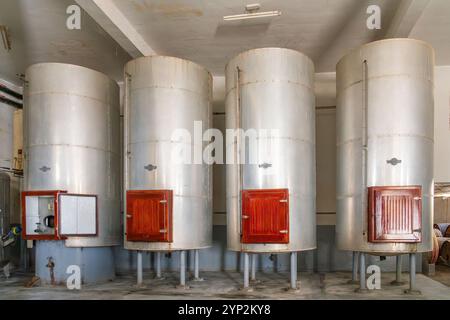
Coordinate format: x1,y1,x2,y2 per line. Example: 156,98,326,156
279,230,288,234
242,215,249,219
279,199,288,203
160,229,168,233
126,214,132,218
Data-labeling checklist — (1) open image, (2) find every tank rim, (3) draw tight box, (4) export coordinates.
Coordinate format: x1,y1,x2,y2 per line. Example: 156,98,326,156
25,62,117,85
225,47,314,72
125,55,212,81
336,38,434,70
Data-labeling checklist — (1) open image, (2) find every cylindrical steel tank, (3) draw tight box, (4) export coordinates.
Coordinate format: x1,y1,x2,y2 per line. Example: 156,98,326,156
124,56,213,251
0,101,14,169
225,48,316,253
336,39,434,255
24,63,121,282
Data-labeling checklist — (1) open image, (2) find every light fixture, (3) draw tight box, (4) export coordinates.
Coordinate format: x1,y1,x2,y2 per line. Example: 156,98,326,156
223,3,281,21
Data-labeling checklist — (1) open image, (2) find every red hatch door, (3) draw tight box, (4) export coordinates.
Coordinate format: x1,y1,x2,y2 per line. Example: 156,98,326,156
126,190,173,242
241,189,289,244
368,186,422,243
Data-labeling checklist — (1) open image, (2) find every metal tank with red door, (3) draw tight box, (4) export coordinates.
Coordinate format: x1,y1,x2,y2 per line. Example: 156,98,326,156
123,56,213,288
225,48,316,290
336,39,435,293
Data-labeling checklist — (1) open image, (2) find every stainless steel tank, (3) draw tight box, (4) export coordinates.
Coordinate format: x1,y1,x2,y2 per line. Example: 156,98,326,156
225,48,316,254
0,102,14,169
24,63,121,248
336,39,434,255
123,56,213,252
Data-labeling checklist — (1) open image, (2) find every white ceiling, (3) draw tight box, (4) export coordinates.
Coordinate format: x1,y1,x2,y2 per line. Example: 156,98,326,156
1,0,450,84
109,0,403,74
0,0,131,85
410,0,450,66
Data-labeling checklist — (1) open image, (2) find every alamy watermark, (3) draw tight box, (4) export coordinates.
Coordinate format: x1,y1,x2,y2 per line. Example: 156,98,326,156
366,5,381,30
169,121,281,168
66,5,81,30
66,265,81,290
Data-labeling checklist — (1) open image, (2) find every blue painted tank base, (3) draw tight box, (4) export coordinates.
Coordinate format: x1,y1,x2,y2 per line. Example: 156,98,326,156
35,241,116,285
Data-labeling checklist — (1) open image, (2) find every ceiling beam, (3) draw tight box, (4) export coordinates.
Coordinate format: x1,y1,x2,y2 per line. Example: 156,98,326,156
384,0,431,38
75,0,154,58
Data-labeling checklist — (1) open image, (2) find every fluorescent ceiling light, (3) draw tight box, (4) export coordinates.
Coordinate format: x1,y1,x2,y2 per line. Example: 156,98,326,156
223,10,281,21
224,4,281,21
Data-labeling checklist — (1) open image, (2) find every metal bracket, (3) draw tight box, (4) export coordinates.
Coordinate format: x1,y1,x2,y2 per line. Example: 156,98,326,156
258,163,272,169
386,158,402,166
39,166,51,172
144,164,157,171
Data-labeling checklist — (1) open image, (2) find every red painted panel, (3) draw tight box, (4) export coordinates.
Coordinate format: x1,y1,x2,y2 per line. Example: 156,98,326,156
126,190,173,242
368,186,422,243
241,189,289,244
21,190,67,240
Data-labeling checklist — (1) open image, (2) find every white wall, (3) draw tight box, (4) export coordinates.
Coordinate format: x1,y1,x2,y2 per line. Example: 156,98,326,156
434,66,450,183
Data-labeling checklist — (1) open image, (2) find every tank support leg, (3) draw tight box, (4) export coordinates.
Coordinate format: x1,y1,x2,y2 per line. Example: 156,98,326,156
391,255,404,285
290,252,298,290
177,250,189,289
356,252,368,292
251,254,257,281
242,252,251,290
137,251,143,287
155,252,164,280
405,253,420,295
193,249,204,281
348,251,359,284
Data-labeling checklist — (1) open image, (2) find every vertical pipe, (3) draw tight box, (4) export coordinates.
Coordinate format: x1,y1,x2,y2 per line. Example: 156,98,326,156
194,249,200,280
137,251,143,286
243,252,249,289
359,252,366,290
409,253,416,291
124,72,130,243
235,67,243,236
396,255,402,283
180,250,186,287
251,253,256,281
156,251,162,279
290,252,298,290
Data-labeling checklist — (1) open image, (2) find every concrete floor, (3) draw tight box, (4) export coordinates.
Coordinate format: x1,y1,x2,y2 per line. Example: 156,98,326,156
0,271,449,300
429,264,450,287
